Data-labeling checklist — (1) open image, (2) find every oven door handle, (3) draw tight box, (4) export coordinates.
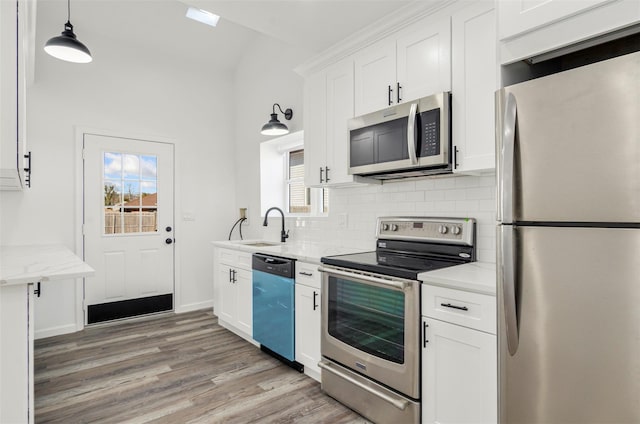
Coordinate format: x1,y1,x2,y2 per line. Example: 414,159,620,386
318,360,409,411
318,266,410,290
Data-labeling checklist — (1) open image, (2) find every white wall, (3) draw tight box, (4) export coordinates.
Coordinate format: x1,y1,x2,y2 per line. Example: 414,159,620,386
233,35,311,235
0,20,238,337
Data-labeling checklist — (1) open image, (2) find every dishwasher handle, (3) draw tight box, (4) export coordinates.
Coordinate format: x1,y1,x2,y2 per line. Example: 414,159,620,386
252,253,295,278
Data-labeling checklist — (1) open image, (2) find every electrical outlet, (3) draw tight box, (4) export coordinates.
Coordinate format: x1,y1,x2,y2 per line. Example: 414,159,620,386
337,213,348,229
240,207,249,226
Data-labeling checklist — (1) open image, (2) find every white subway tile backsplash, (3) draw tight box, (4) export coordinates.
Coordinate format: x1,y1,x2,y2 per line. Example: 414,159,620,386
414,179,436,190
455,200,480,211
445,189,467,201
434,177,457,189
284,174,497,263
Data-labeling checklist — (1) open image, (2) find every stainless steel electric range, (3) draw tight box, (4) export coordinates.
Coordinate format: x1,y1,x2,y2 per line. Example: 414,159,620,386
318,216,476,423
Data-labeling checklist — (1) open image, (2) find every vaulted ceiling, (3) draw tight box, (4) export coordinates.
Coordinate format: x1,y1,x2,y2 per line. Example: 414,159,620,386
38,0,412,71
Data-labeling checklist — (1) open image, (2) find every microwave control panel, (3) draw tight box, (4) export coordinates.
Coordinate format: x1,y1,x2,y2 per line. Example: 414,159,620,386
419,109,441,157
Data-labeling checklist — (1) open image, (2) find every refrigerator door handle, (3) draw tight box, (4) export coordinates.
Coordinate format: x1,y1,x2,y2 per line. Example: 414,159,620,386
501,93,517,224
501,225,519,355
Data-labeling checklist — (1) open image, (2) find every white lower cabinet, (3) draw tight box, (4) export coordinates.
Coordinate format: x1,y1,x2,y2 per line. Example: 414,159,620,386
214,248,252,341
294,261,321,381
0,283,34,423
421,284,497,424
421,317,496,424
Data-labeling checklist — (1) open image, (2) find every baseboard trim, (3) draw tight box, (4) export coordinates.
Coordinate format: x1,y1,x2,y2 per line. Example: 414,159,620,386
175,300,213,314
35,323,78,340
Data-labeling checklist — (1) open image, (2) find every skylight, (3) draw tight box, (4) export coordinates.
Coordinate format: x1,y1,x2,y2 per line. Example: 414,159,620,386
186,7,220,27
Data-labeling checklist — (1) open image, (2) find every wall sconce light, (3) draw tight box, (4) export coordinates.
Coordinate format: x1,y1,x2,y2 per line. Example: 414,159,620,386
261,103,293,136
44,0,92,63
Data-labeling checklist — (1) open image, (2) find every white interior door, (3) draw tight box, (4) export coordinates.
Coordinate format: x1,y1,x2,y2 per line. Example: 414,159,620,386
83,134,175,324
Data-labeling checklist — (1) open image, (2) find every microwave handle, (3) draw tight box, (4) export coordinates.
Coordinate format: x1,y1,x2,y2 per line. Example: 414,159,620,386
407,102,418,165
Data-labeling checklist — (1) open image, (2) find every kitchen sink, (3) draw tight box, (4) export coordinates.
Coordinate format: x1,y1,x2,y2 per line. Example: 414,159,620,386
235,241,280,247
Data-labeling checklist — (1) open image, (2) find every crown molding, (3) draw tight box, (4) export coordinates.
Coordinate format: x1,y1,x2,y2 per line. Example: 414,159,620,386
294,0,458,77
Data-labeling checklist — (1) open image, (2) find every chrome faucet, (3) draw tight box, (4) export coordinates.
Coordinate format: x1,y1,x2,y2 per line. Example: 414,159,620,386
263,207,289,242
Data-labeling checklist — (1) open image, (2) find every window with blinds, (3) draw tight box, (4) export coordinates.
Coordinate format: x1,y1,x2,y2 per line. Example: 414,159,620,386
286,149,328,215
287,149,309,213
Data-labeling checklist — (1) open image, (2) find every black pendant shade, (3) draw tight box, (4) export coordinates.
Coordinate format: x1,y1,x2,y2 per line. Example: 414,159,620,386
44,0,92,63
261,104,293,136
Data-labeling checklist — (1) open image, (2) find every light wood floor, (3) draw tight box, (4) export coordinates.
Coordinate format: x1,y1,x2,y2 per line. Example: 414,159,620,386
34,310,369,423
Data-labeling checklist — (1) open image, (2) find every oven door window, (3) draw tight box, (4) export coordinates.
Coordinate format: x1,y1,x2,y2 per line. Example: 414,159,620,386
327,276,405,364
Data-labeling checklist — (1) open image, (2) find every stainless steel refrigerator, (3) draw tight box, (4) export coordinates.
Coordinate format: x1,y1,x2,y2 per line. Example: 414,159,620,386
496,50,640,423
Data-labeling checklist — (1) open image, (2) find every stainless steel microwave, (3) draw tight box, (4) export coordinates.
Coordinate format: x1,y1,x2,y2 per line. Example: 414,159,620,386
348,92,451,180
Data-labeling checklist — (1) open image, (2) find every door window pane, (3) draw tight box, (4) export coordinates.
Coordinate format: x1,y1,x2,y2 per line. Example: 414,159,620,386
103,152,158,234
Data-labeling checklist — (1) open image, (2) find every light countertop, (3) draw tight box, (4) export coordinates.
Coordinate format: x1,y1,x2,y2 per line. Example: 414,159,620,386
419,261,496,296
211,240,368,264
0,244,95,286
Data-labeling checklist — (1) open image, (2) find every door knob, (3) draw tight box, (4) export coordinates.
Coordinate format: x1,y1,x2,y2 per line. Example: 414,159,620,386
165,238,173,244
165,226,172,232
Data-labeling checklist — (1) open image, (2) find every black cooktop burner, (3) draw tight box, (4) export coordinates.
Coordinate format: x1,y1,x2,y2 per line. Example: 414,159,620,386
321,250,466,280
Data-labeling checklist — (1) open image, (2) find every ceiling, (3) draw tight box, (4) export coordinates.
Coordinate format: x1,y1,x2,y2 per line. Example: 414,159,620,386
38,0,412,71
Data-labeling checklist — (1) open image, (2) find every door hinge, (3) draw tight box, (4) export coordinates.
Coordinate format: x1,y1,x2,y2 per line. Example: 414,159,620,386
82,148,86,160
82,224,86,235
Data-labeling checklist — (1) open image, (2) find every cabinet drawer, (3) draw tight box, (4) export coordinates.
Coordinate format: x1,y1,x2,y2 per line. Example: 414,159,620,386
217,248,252,269
295,261,321,290
422,284,496,334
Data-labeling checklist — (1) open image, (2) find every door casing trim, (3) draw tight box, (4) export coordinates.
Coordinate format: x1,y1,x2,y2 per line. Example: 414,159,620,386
74,126,179,331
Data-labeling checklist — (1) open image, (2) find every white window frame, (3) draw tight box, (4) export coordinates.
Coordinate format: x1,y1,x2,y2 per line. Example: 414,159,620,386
259,130,327,218
283,147,325,217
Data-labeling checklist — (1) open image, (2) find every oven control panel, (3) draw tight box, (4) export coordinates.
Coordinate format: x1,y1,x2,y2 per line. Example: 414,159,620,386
376,217,475,245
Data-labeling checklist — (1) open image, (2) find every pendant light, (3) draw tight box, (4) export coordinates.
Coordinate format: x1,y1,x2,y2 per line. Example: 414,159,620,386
44,0,92,63
261,103,293,136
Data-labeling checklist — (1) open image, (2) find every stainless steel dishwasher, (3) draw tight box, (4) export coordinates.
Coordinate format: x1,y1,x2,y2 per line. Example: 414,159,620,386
252,253,303,372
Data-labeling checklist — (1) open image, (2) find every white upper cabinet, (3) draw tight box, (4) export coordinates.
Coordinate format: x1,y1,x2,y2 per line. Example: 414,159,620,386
396,16,451,106
0,0,34,190
324,59,356,186
498,0,611,40
303,71,327,187
303,58,374,188
354,12,451,116
498,0,640,64
451,1,497,174
353,39,396,116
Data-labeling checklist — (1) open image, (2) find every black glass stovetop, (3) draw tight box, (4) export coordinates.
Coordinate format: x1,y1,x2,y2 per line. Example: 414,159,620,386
321,250,465,280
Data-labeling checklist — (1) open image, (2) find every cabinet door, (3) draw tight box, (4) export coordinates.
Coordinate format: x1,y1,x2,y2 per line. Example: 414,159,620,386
0,0,20,188
295,283,321,377
498,0,611,41
396,14,451,103
422,318,497,424
325,58,354,186
303,72,327,187
354,38,396,116
217,264,236,324
0,284,30,423
235,268,252,335
451,2,496,174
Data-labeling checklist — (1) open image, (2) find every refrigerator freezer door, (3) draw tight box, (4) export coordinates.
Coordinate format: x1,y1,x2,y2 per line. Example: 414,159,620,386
496,51,640,224
498,226,640,423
